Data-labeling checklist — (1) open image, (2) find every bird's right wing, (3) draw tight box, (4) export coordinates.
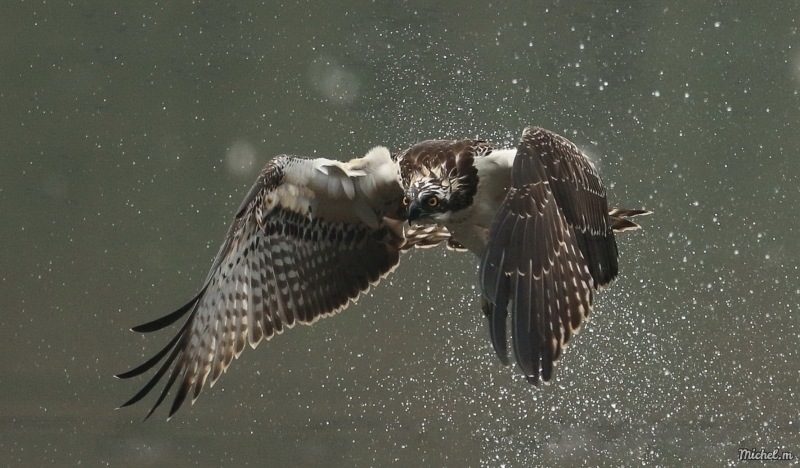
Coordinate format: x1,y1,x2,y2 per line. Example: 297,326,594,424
117,146,419,419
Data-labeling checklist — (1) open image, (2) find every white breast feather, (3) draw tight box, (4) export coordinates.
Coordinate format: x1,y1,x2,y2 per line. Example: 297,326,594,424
474,148,515,212
445,148,517,253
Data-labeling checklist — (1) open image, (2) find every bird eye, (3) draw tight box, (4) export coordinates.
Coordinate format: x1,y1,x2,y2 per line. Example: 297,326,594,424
402,196,409,206
428,196,438,207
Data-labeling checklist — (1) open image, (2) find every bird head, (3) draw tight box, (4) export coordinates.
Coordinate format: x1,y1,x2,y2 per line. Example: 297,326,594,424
404,176,456,223
396,139,481,224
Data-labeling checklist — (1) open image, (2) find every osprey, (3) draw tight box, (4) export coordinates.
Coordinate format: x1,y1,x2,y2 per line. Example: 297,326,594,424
117,127,648,419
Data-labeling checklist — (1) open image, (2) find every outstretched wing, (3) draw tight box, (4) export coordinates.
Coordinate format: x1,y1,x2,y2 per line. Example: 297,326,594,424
117,147,427,419
479,127,614,385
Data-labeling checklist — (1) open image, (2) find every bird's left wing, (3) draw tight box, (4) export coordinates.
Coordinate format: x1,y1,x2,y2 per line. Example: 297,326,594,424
479,128,597,385
117,147,416,419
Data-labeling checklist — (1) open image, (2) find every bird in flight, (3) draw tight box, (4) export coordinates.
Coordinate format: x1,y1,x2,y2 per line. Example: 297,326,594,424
117,127,649,419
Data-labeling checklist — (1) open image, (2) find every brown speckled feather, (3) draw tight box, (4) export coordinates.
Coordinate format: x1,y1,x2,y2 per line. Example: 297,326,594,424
116,150,448,419
480,127,620,384
529,129,619,287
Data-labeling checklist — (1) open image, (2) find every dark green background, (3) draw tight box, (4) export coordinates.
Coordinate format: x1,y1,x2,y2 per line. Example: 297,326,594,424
2,1,798,466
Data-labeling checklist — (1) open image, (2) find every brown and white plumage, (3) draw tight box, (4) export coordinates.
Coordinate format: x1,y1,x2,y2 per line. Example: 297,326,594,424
117,127,648,418
117,147,412,419
480,129,627,383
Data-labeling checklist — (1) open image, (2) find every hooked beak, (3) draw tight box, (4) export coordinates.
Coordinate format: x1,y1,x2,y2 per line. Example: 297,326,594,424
407,202,422,222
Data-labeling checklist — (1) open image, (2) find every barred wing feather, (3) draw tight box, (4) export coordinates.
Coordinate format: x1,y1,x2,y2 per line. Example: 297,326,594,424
480,127,602,385
116,148,438,419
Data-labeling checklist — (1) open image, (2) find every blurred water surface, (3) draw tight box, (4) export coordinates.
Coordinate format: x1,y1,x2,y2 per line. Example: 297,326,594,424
2,1,799,466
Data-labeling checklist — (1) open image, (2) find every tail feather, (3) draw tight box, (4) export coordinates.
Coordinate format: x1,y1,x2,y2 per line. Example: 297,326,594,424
608,208,651,233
